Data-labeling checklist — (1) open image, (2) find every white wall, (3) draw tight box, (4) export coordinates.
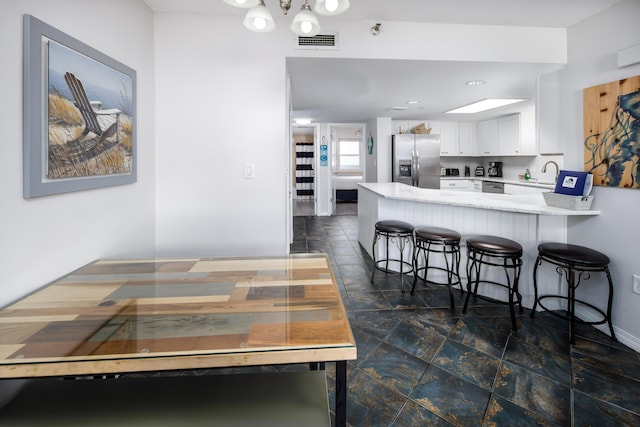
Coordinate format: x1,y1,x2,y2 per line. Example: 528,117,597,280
152,14,566,256
0,0,156,307
563,0,640,348
364,118,378,183
153,14,292,255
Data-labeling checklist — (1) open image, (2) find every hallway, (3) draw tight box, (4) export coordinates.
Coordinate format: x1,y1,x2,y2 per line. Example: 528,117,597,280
290,214,640,426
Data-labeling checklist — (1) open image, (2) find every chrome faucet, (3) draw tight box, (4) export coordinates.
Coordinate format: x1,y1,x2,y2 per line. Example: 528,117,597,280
541,160,560,181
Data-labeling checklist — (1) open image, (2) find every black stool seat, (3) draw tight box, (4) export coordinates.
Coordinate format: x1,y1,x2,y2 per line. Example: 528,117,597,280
466,235,522,257
538,242,609,267
463,235,523,331
531,242,616,344
375,220,414,234
415,226,461,243
412,226,462,308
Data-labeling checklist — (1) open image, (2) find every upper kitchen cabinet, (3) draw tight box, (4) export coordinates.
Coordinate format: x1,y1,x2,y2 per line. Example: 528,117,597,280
537,70,564,154
476,105,536,156
437,121,474,157
498,114,521,155
477,118,499,155
439,122,460,156
458,122,474,156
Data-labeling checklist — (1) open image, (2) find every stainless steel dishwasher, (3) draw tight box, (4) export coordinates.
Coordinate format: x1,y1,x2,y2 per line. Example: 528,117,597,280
482,181,505,194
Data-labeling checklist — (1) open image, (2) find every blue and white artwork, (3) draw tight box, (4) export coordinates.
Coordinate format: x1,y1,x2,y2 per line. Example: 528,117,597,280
47,39,134,179
584,76,640,189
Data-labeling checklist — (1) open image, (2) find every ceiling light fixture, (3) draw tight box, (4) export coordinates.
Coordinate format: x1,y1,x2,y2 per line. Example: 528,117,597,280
370,23,381,36
465,80,486,86
445,98,526,114
224,0,350,35
315,0,350,15
242,0,276,32
290,1,321,36
294,118,312,125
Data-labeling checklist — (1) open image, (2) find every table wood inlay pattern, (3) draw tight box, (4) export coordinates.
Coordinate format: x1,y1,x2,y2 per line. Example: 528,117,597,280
0,254,357,379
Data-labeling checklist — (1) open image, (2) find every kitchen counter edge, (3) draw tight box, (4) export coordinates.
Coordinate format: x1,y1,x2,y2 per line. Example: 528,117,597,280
358,182,600,216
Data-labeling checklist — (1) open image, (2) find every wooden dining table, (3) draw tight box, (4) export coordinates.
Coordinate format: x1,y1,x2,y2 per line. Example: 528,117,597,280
0,254,357,426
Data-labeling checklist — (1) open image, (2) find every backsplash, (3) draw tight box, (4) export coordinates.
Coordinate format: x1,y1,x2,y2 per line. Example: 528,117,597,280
441,155,564,182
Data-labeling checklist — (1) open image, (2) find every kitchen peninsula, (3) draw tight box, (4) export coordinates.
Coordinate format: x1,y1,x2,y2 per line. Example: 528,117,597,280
358,182,600,309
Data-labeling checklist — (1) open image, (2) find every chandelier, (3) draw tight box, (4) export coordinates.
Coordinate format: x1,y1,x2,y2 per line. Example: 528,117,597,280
223,0,350,36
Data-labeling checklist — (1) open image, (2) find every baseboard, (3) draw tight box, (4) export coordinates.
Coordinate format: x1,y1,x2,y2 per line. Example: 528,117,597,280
576,306,640,352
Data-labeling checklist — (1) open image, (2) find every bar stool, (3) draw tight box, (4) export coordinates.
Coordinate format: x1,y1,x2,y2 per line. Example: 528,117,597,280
371,220,414,293
530,242,616,344
411,226,462,309
462,235,523,331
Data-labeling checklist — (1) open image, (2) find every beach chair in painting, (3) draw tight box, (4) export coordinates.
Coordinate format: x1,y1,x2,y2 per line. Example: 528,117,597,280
64,72,120,143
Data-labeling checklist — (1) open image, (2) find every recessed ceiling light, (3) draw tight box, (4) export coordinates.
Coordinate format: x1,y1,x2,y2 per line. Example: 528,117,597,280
406,100,419,105
294,118,312,125
466,80,486,86
445,98,526,114
391,106,409,110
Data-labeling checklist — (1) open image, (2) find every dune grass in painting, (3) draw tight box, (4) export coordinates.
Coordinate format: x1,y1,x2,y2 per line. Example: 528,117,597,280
47,90,133,180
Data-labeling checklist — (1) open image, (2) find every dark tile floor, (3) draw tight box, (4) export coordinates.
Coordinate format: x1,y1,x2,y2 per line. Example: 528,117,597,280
290,214,640,427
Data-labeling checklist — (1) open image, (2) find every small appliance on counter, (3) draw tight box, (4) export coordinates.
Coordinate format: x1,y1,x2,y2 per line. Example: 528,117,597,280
487,161,503,177
464,166,470,176
445,168,460,176
475,166,485,176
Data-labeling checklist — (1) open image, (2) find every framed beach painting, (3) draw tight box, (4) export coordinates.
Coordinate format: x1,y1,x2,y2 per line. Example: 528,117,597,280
23,14,137,198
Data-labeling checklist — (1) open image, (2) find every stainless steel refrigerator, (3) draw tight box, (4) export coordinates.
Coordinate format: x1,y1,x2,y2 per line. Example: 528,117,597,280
392,134,441,189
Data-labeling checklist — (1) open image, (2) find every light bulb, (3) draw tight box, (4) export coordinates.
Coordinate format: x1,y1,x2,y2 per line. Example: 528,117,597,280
236,0,247,5
300,20,313,34
254,17,266,30
325,0,338,12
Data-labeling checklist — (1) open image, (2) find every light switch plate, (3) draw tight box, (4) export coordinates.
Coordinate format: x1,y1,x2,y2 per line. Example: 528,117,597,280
633,274,640,295
244,163,255,179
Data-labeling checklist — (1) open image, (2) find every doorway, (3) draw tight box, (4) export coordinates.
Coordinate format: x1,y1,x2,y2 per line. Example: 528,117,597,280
292,126,317,217
329,124,366,216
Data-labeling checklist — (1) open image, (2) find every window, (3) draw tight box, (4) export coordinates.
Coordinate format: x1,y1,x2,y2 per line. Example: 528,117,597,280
336,139,361,172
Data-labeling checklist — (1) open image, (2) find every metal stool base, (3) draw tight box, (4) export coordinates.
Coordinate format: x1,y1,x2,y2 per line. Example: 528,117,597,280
411,239,462,309
462,247,523,331
371,229,414,293
530,253,616,345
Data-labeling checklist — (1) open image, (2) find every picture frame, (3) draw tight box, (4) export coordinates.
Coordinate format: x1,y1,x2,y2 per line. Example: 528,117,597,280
23,14,137,198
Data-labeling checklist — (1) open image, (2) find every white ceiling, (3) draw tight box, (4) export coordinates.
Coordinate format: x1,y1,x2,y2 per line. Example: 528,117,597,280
144,0,623,123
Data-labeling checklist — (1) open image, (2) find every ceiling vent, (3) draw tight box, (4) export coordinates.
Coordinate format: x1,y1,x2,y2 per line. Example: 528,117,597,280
295,33,338,50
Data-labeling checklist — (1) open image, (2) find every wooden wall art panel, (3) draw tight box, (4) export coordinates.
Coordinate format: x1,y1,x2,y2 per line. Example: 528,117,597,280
583,75,640,189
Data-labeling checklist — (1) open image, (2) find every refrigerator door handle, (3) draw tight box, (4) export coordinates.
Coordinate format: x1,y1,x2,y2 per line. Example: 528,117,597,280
412,150,420,187
414,149,420,187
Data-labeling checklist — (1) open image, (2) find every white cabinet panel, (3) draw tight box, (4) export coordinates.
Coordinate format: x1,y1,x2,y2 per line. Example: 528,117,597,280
477,119,499,155
458,122,474,156
439,122,460,156
477,113,533,156
537,71,563,154
498,114,521,155
505,183,549,195
441,179,473,190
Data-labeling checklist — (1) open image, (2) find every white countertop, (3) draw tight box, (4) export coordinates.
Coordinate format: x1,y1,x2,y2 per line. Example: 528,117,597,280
358,182,600,216
440,176,556,190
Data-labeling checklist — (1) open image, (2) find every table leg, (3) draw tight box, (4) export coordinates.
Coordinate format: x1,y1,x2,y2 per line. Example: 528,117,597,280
335,360,347,427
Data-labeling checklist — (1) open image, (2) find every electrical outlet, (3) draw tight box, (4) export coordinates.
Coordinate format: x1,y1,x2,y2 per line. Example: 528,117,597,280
634,274,640,295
